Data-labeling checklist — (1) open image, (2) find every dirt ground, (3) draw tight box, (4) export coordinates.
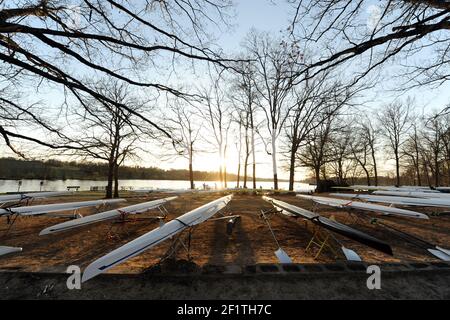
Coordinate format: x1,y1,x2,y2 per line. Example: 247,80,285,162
2,269,450,299
1,191,450,275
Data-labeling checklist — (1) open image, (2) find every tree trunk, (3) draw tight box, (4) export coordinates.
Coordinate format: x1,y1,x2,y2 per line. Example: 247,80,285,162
435,156,439,187
224,165,228,189
447,160,450,186
107,124,119,199
188,145,195,190
271,132,278,190
415,147,422,186
236,125,242,189
338,160,343,185
423,160,432,187
189,163,194,190
288,147,296,191
236,162,241,188
415,161,422,186
315,167,321,193
218,147,224,189
113,162,119,198
395,152,400,186
218,166,223,189
243,142,250,189
371,148,378,186
252,163,256,189
363,167,370,186
243,130,250,189
243,156,248,188
251,128,256,190
106,159,114,199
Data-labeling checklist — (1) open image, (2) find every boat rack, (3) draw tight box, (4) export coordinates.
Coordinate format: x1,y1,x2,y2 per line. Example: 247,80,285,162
305,226,340,260
261,204,343,261
259,208,283,249
159,226,196,263
105,204,171,241
305,204,345,260
155,200,238,265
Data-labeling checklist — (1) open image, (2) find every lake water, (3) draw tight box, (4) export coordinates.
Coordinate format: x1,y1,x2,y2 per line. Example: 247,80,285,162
0,179,315,193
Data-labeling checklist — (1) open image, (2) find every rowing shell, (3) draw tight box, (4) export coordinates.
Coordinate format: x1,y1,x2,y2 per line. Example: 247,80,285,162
134,189,193,194
374,221,450,261
335,185,439,192
40,197,178,235
0,191,72,204
0,199,126,217
373,191,450,199
331,193,450,208
82,195,233,282
263,197,393,255
297,195,429,219
0,246,22,257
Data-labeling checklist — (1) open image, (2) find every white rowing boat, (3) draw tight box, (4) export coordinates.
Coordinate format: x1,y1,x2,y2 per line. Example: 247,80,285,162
0,191,72,204
373,190,450,199
263,196,393,255
134,189,193,194
0,199,126,217
331,193,450,208
335,185,439,193
82,195,233,282
40,197,178,235
0,246,22,257
297,195,429,219
373,221,450,261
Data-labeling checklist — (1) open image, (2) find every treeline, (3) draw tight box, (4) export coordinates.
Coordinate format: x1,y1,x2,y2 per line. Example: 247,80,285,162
0,158,266,182
298,103,450,191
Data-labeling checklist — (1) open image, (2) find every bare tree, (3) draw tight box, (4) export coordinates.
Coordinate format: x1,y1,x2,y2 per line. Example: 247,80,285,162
349,126,372,186
360,118,380,186
378,101,412,186
234,116,243,188
230,60,259,189
167,101,202,190
438,112,450,185
0,0,238,154
422,111,445,186
239,111,251,188
289,1,450,98
0,89,86,156
327,124,356,185
285,71,349,191
199,75,232,188
297,109,336,192
245,31,304,189
70,80,144,198
402,122,424,186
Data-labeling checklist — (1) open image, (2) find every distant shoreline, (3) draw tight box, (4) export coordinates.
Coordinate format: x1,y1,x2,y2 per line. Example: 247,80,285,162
0,158,291,182
0,177,290,182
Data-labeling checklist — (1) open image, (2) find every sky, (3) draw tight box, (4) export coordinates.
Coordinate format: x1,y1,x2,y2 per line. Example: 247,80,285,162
1,0,300,180
1,0,450,181
159,0,450,179
219,0,291,50
155,0,302,179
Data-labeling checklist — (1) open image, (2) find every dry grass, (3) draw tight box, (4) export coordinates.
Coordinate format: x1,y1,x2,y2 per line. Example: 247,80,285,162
0,191,449,275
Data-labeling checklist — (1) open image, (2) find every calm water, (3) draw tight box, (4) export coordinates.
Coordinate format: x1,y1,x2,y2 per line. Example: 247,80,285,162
0,179,315,193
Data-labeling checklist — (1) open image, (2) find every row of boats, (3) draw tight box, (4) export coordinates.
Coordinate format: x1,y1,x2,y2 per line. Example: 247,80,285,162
0,191,232,281
294,185,450,261
0,186,449,282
